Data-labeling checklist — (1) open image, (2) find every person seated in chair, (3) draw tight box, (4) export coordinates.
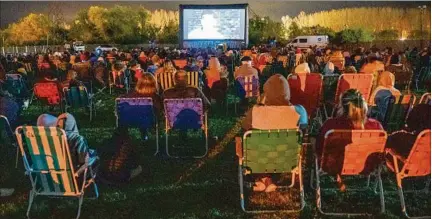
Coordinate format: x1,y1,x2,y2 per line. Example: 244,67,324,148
62,70,84,89
316,89,383,191
234,56,258,79
37,113,97,168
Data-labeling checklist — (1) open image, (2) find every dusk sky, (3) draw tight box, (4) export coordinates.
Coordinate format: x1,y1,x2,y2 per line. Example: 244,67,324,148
0,1,429,28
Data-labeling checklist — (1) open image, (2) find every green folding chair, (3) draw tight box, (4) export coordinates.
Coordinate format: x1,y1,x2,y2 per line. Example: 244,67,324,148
15,126,99,219
63,86,95,121
384,94,416,133
235,129,305,213
0,115,19,167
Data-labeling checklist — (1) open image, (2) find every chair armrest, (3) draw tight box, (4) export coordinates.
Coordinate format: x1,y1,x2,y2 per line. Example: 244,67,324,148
235,137,243,159
385,148,407,163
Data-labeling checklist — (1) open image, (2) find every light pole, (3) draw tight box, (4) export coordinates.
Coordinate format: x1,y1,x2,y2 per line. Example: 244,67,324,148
418,5,427,49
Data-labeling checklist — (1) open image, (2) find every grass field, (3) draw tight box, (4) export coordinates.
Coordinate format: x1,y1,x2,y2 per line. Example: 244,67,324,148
0,88,430,219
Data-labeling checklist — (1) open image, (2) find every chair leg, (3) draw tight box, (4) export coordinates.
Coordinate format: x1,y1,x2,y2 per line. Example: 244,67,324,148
298,157,305,211
238,165,246,212
15,146,19,168
26,190,35,219
377,167,385,214
76,195,84,219
154,125,159,156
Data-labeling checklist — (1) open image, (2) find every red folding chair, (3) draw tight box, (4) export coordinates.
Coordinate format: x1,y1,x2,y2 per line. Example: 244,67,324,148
326,74,373,118
287,73,323,119
314,130,387,216
32,82,63,110
386,129,431,218
173,59,188,69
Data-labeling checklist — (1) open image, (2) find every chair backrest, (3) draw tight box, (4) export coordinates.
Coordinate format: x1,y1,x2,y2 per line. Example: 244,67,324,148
243,129,301,174
287,73,323,116
157,72,175,91
63,86,90,108
15,126,79,195
384,94,416,131
186,71,200,88
0,115,15,146
400,129,431,178
236,75,260,98
34,82,62,105
115,97,155,129
251,106,300,130
5,74,25,96
164,98,204,130
173,59,188,69
322,74,340,104
419,93,431,104
24,62,33,73
334,74,373,104
321,130,387,176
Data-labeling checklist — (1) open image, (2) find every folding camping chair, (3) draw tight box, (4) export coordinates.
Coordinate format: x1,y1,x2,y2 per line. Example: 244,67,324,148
109,70,128,94
173,59,188,69
15,126,99,219
326,74,373,119
287,73,323,124
234,75,260,114
386,129,431,219
0,115,19,168
157,72,175,91
5,73,26,97
259,65,273,77
115,97,159,155
235,129,305,213
419,93,430,104
186,71,200,88
163,98,208,158
32,82,63,111
63,86,95,121
384,94,416,133
314,130,387,216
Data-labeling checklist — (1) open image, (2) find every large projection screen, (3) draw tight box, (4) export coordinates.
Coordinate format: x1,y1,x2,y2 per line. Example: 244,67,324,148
179,4,248,48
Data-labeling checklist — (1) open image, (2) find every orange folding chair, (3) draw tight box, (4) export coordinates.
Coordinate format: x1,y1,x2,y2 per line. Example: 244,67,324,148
386,130,431,219
32,82,63,111
326,74,373,118
173,59,188,69
314,130,387,216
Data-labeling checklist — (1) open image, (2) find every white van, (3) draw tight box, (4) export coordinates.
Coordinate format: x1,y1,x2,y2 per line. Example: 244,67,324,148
287,35,328,49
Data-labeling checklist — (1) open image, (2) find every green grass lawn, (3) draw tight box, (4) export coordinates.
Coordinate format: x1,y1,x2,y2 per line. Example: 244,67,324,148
0,89,430,219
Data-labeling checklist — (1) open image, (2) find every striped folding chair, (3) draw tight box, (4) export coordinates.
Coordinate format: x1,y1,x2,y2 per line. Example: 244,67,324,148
186,71,200,88
63,86,95,121
327,74,373,118
24,62,33,73
173,59,188,69
419,93,431,105
235,75,260,114
235,129,305,213
115,97,159,155
33,82,63,111
15,126,99,219
384,94,416,133
0,115,19,167
163,98,208,158
386,130,431,219
157,72,176,91
288,73,323,123
314,130,387,216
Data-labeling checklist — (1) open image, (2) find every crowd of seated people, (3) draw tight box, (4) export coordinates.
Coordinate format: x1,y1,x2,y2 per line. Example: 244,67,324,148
0,43,430,198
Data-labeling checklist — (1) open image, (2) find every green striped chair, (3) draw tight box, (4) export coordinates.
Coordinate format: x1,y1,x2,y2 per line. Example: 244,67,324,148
63,86,95,121
15,126,99,219
0,115,19,167
235,129,305,213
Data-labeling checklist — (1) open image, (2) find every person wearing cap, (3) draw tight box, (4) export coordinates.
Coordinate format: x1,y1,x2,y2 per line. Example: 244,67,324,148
234,56,258,79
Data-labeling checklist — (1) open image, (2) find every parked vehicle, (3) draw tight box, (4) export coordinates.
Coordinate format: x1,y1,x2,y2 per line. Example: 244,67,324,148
95,45,118,54
72,41,85,52
287,35,329,48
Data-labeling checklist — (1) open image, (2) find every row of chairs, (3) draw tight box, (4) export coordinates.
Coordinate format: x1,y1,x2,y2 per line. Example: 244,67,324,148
235,127,430,217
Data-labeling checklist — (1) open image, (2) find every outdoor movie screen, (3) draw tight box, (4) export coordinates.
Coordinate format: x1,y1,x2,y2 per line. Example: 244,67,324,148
182,8,246,40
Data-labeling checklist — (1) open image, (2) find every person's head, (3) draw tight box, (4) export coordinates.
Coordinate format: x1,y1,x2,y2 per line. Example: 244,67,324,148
263,74,291,106
344,66,357,73
174,70,188,86
151,55,160,65
241,56,252,66
135,73,158,95
377,71,395,89
56,113,79,136
163,59,174,69
66,70,78,81
324,62,335,74
338,89,368,129
368,54,378,63
113,61,125,72
208,56,220,70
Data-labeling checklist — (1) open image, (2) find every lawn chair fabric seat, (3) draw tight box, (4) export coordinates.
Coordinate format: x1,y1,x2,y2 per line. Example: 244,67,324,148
334,74,374,104
33,82,62,106
63,86,94,121
251,106,300,130
15,126,99,219
115,97,159,155
186,71,200,88
386,129,431,218
163,98,208,158
288,73,323,117
315,129,387,216
157,72,175,91
236,129,305,213
384,94,416,132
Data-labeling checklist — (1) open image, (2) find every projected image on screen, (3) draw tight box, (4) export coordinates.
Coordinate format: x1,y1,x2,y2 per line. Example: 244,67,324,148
183,9,246,40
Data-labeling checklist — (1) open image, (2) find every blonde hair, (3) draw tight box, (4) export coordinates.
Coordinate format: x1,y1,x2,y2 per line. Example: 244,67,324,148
66,70,77,81
338,89,368,129
135,73,158,95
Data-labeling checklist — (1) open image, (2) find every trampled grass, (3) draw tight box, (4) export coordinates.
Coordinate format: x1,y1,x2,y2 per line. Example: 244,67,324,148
0,89,430,219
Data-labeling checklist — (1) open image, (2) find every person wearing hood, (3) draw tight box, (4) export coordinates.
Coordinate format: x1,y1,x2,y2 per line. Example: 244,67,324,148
323,62,335,75
234,56,258,79
37,113,96,167
294,55,311,74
